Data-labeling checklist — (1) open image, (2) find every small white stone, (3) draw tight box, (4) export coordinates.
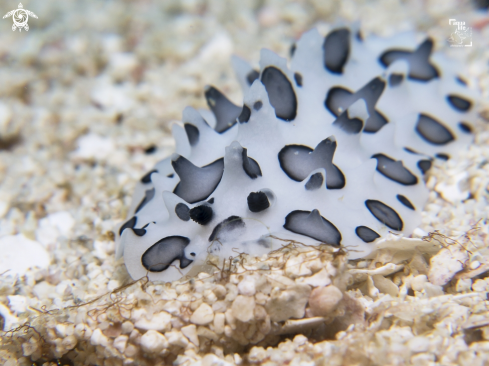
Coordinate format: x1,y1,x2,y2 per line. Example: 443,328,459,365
165,330,189,348
265,284,311,322
0,234,50,276
61,335,77,350
308,285,343,317
238,277,256,296
90,328,109,347
213,313,225,334
190,303,214,325
428,246,468,286
73,133,115,160
181,324,199,346
140,330,169,354
231,295,255,323
298,269,331,287
7,295,27,314
113,335,128,353
134,311,171,332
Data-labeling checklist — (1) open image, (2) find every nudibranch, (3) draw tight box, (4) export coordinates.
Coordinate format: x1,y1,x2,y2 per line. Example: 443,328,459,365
116,26,478,281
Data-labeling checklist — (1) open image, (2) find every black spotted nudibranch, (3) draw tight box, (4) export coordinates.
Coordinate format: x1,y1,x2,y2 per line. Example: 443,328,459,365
116,26,478,282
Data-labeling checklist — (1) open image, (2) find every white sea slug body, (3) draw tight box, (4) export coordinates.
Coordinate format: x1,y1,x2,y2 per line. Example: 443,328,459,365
116,27,478,282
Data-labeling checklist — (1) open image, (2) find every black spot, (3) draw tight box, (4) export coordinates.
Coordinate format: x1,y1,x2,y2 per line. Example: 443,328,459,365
333,114,364,134
190,252,196,257
116,113,124,124
133,223,149,237
403,147,418,154
365,200,403,231
246,70,260,86
141,236,193,272
418,159,432,174
356,30,363,41
278,137,345,189
372,154,418,185
305,172,324,191
247,191,270,213
205,86,241,133
175,203,190,221
294,73,303,87
435,153,449,161
135,188,156,214
167,173,174,178
415,114,454,145
283,209,341,245
144,145,157,154
355,226,380,243
172,157,224,204
184,124,200,146
456,76,468,86
379,38,439,81
207,197,215,204
253,101,263,111
242,148,262,179
261,67,297,121
325,78,388,133
238,105,251,123
119,216,137,236
459,122,472,133
389,74,404,87
290,43,297,57
141,169,158,184
323,28,350,74
447,95,472,112
397,195,415,210
189,205,213,225
209,216,245,242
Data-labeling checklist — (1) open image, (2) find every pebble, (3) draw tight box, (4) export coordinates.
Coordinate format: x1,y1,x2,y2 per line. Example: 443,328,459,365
237,276,256,296
165,330,189,348
133,310,172,332
181,324,199,346
308,285,343,317
231,295,255,322
0,234,50,276
140,330,169,354
265,284,311,322
190,303,214,325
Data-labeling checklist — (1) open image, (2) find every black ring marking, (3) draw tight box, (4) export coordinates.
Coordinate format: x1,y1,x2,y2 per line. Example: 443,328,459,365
372,154,418,185
184,124,200,146
447,95,472,112
323,28,350,74
379,38,439,81
283,209,342,246
209,216,245,242
294,73,303,87
141,169,158,184
175,203,190,221
278,137,345,189
417,159,432,174
365,200,403,231
325,77,387,133
261,66,297,121
246,70,260,86
458,122,472,133
135,188,156,214
242,148,262,179
415,114,454,145
238,105,251,123
389,74,404,87
142,236,193,272
355,226,380,243
305,172,324,191
397,194,415,210
120,216,137,236
205,86,241,133
172,156,224,204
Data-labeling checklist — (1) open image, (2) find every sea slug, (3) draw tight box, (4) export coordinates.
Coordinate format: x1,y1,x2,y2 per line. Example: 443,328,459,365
116,26,478,282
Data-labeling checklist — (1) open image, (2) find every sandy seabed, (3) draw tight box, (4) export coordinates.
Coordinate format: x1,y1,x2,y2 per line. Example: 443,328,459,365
1,0,489,365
